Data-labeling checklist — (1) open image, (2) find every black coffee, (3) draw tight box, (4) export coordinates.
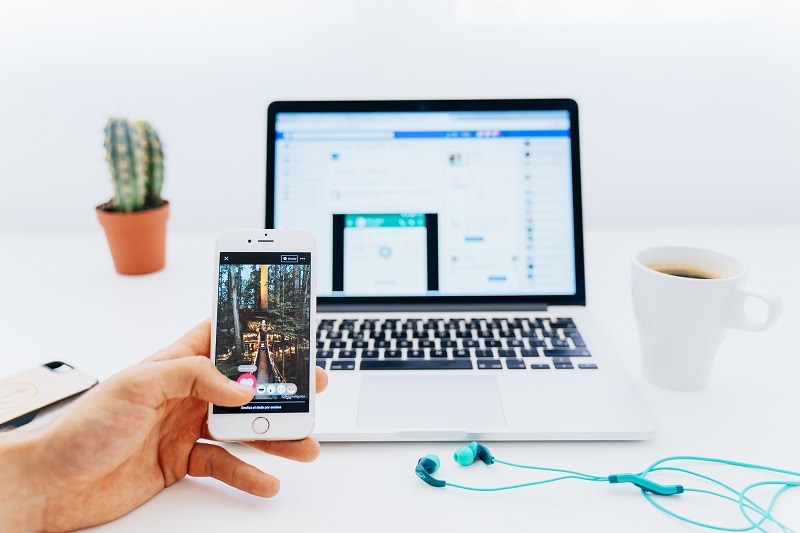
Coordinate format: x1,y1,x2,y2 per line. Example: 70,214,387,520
647,264,721,280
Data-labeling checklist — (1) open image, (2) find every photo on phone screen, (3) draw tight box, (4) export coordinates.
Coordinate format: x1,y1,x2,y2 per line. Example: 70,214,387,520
212,252,312,415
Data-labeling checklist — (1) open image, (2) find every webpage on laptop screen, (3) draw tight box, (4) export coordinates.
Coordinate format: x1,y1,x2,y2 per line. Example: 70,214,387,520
274,110,576,298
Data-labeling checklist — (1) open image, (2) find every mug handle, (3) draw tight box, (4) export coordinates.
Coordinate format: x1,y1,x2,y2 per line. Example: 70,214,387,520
726,284,783,332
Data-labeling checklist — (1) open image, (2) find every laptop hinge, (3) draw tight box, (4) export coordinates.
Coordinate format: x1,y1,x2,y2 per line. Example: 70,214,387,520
317,302,549,313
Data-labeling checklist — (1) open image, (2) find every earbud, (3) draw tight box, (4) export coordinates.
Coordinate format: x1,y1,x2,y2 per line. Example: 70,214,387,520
453,441,495,466
415,454,446,488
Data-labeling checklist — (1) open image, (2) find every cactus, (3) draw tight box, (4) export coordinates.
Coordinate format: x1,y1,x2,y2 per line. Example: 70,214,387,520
103,118,164,212
135,120,164,208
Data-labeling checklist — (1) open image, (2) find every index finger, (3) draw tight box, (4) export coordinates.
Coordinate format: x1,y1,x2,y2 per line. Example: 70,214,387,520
129,356,254,408
150,324,329,392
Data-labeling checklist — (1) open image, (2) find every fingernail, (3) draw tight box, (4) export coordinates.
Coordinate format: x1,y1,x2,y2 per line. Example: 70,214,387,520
229,379,254,392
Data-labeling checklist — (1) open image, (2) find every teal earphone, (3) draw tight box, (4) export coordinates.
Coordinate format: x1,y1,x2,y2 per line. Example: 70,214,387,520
416,442,800,531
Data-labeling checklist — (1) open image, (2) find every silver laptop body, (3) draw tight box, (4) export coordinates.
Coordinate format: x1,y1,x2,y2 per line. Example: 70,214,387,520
266,99,655,441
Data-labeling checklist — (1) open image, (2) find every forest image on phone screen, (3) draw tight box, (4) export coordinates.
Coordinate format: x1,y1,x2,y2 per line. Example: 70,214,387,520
214,253,312,413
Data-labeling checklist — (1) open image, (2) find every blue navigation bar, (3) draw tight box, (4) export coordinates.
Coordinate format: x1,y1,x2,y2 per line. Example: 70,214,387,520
276,129,570,140
393,130,569,139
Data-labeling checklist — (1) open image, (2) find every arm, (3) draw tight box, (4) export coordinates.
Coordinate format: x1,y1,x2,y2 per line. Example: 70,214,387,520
0,429,47,532
0,320,328,533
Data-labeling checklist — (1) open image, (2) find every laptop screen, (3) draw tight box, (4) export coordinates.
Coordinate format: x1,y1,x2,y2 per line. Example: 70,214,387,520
266,100,585,308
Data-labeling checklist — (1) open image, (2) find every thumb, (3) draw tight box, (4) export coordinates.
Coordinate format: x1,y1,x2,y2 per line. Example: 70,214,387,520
132,356,255,408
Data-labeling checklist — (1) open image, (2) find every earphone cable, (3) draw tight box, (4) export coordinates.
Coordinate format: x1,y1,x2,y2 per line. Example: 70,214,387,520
446,473,608,492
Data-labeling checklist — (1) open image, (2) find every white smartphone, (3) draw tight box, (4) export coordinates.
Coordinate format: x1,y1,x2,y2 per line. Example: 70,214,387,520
208,229,316,441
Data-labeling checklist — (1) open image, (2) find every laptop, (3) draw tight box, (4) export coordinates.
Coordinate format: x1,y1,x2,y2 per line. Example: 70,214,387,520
266,99,655,441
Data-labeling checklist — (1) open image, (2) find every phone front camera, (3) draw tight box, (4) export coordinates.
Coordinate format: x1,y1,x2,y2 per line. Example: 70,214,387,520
248,239,252,243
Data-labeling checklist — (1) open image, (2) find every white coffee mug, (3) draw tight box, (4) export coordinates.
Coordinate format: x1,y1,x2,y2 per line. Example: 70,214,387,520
631,246,782,391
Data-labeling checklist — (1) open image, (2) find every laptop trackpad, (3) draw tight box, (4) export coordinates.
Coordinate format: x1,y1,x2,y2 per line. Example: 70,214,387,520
356,376,506,429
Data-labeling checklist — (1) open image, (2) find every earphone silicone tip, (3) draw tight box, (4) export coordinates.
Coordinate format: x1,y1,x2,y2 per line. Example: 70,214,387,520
454,446,474,466
424,454,441,469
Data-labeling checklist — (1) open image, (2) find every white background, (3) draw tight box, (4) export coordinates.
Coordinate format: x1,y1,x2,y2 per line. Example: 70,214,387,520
1,0,799,234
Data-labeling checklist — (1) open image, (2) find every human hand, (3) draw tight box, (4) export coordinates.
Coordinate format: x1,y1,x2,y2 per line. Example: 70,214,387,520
3,319,328,532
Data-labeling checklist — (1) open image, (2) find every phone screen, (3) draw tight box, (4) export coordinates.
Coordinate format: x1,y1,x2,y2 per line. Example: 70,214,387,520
213,251,312,414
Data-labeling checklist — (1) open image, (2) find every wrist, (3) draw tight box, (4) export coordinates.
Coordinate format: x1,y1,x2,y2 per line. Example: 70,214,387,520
0,429,48,533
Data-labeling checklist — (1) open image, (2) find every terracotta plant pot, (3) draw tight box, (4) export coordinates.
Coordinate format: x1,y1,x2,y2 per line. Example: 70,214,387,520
96,201,170,275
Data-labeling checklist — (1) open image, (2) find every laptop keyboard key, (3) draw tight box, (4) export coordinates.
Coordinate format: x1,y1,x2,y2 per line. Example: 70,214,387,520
550,318,576,329
476,349,494,358
498,349,517,357
385,349,402,358
543,349,591,357
408,349,425,358
520,349,539,357
506,359,526,369
330,361,355,370
453,349,472,358
362,350,379,359
564,331,586,347
339,350,356,358
478,360,503,369
360,360,473,370
431,349,447,358
318,350,334,359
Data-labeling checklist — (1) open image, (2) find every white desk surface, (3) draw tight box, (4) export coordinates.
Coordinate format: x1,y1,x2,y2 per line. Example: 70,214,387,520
1,226,799,532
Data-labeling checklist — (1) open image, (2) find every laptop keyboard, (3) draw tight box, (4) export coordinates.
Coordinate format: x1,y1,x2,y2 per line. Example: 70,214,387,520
314,317,597,371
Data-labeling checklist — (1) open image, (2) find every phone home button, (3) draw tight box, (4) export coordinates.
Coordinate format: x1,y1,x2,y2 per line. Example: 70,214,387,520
252,417,270,435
